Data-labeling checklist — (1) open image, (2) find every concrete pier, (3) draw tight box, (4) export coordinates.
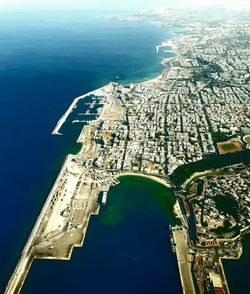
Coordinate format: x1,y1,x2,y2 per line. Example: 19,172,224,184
52,85,110,135
172,226,196,294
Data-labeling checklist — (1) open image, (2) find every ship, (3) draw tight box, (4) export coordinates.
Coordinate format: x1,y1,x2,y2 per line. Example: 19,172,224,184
102,191,108,205
169,225,176,253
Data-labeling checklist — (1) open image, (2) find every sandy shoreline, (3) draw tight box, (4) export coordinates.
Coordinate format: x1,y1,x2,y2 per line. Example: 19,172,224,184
118,171,172,188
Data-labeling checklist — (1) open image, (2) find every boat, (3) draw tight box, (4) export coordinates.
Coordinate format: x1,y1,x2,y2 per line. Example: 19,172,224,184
169,225,176,253
102,191,108,205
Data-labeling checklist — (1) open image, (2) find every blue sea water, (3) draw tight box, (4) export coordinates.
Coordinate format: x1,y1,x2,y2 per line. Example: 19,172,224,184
22,177,182,294
223,234,250,293
0,9,176,293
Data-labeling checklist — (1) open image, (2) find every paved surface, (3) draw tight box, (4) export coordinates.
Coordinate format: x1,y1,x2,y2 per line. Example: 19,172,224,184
173,226,195,294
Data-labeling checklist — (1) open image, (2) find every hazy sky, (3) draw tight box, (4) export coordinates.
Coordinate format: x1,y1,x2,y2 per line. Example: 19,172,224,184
0,0,249,10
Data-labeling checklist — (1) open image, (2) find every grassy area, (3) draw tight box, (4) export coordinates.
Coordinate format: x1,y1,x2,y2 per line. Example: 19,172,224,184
221,143,237,151
243,135,250,144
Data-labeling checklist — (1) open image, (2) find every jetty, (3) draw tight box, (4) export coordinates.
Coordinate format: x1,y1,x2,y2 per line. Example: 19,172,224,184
156,40,174,53
51,85,110,136
172,226,196,294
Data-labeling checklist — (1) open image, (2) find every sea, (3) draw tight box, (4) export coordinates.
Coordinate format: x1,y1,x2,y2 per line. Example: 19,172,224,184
223,234,250,293
0,8,179,293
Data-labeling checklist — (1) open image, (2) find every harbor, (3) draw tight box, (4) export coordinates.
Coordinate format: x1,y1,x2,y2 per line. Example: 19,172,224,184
51,85,108,136
21,176,181,294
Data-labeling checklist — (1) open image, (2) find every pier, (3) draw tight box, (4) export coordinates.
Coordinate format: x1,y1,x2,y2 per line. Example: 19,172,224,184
52,95,83,135
51,85,110,136
172,226,196,294
156,40,174,53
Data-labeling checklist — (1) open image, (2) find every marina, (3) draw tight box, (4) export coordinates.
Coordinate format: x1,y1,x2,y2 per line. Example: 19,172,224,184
51,86,107,136
156,40,175,53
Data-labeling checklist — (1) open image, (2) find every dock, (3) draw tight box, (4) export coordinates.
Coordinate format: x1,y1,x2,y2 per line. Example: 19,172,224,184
156,40,174,53
172,226,196,294
51,85,109,136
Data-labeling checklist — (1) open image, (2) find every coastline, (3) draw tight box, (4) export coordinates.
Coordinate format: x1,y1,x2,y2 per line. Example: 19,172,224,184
4,19,178,293
5,71,174,293
52,44,176,136
118,171,171,188
1,14,178,294
5,17,247,293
